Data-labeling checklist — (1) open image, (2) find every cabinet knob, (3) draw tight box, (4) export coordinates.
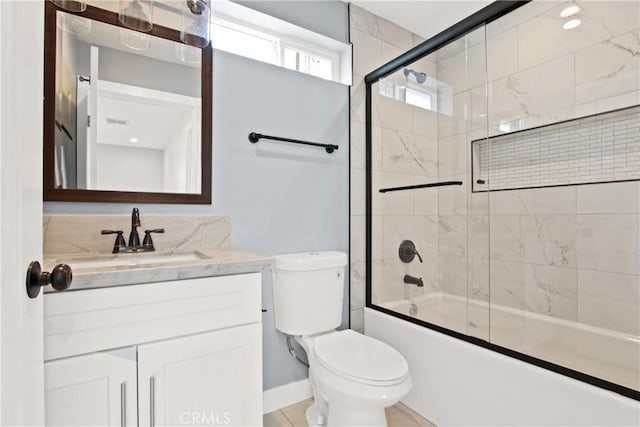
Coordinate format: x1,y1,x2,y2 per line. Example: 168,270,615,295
26,261,72,298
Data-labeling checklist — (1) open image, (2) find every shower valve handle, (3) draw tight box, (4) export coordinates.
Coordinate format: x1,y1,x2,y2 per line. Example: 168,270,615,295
399,240,423,263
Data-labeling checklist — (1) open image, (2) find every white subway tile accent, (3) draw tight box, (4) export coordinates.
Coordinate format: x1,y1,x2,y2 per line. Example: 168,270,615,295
474,107,640,191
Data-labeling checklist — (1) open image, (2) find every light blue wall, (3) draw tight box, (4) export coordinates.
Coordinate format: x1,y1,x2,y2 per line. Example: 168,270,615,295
213,51,349,389
44,2,350,390
235,1,349,43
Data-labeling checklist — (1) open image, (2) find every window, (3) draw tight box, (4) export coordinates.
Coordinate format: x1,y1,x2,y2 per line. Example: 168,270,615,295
212,18,280,66
379,78,438,113
282,45,335,81
210,7,349,84
405,88,433,110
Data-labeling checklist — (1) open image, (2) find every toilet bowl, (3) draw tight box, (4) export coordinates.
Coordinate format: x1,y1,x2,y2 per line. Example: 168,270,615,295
272,252,413,426
297,330,412,426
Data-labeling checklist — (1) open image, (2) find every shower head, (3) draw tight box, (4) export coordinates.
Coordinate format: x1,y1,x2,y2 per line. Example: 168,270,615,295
403,68,427,84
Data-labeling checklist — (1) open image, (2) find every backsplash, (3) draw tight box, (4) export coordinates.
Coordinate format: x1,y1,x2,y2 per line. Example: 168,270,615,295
43,214,230,256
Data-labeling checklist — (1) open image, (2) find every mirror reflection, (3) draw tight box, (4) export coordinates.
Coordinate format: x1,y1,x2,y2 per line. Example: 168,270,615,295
54,10,202,194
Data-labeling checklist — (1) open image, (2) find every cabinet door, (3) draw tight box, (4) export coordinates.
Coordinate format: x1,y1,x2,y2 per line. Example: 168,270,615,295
138,323,262,427
45,347,137,426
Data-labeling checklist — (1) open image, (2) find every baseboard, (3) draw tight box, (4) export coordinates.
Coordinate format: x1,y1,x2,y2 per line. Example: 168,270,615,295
263,378,312,414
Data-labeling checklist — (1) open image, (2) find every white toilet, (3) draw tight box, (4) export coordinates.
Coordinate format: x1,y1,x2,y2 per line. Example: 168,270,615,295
272,251,412,427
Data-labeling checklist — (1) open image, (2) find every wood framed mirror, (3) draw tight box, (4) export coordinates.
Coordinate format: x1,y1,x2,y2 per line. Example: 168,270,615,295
43,1,212,204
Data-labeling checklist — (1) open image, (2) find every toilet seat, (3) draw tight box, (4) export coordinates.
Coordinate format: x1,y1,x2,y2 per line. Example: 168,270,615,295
313,330,409,386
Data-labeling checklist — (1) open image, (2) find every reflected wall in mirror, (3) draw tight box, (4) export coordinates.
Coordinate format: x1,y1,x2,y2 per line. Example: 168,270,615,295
44,1,212,203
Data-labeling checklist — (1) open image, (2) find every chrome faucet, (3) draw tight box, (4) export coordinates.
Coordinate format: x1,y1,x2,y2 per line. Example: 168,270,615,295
403,274,424,287
101,208,164,253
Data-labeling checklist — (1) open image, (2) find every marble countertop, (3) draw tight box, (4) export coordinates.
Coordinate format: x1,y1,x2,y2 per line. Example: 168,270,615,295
43,247,273,293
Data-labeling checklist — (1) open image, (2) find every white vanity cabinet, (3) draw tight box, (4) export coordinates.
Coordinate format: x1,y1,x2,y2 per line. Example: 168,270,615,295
137,324,261,427
45,348,137,426
43,273,263,427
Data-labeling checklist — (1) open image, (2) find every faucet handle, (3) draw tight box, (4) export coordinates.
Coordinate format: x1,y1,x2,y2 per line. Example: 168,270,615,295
101,230,126,253
142,229,164,250
399,240,423,263
145,229,165,234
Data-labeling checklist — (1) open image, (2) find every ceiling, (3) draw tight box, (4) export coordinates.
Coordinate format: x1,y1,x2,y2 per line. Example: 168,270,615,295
98,96,195,150
349,0,492,40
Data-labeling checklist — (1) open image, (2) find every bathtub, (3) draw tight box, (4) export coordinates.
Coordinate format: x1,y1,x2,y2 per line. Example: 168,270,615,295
365,293,640,426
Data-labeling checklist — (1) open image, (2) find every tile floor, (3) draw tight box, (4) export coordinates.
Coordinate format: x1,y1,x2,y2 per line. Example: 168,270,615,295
264,398,436,427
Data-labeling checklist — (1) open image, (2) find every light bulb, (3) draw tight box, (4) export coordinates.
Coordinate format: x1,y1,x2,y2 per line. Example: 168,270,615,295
175,44,201,64
50,0,86,12
181,0,210,48
57,12,91,35
118,0,153,33
119,28,150,50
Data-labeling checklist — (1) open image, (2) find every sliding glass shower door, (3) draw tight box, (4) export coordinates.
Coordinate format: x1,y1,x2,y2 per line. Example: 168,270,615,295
369,26,490,340
367,0,639,397
483,1,640,393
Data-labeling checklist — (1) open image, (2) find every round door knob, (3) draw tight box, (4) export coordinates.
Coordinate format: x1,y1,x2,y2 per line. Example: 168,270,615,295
26,261,72,299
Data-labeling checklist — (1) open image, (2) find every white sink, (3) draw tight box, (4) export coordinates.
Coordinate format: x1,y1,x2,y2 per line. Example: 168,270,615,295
56,251,209,271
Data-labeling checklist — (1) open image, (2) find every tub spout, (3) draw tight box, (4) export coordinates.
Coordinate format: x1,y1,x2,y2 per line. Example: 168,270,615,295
404,274,423,287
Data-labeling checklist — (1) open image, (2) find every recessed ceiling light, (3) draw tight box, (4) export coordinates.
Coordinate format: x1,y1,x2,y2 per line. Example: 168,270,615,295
563,18,582,30
129,137,139,143
560,5,580,18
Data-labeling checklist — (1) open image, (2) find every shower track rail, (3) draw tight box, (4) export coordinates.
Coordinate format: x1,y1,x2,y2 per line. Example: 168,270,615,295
378,181,462,193
248,132,339,154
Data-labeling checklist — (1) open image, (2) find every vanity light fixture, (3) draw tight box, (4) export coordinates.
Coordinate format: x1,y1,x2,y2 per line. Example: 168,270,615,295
56,13,92,35
563,18,582,30
560,5,580,18
50,0,86,12
175,43,201,64
119,28,150,50
118,0,154,33
180,0,211,48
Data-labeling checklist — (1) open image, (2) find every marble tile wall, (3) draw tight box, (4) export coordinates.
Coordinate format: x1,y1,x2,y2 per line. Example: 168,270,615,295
483,1,639,135
349,5,428,332
477,1,640,336
434,26,490,339
351,1,639,338
488,183,640,336
43,214,231,256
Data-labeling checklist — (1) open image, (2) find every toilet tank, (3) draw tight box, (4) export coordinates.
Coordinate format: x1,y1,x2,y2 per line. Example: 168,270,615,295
272,251,347,336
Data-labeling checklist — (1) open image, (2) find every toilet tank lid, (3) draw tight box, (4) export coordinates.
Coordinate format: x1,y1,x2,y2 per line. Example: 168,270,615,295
274,251,347,271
